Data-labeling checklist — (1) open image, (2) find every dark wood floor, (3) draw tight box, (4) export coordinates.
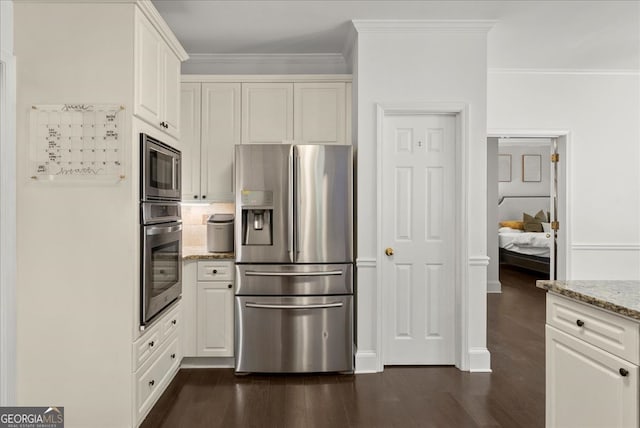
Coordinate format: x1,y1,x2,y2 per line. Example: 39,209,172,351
142,265,547,428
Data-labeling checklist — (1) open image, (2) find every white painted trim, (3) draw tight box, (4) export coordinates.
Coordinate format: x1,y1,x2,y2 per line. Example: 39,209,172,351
488,129,570,139
136,0,188,60
489,68,640,76
376,102,471,372
355,257,376,268
469,256,490,266
181,74,353,84
352,19,496,33
0,0,16,406
342,24,357,69
487,280,502,294
468,348,492,373
572,244,640,251
186,53,345,65
354,351,379,374
180,357,234,369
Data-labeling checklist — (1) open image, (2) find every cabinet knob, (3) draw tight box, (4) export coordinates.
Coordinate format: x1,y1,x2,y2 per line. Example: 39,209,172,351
228,284,232,289
576,319,584,327
149,340,155,348
160,121,168,129
213,269,218,274
171,353,176,359
620,368,629,377
171,319,177,325
202,195,206,199
149,380,155,387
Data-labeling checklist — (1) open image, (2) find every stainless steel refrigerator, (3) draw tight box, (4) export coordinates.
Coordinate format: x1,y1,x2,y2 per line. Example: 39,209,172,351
234,144,353,373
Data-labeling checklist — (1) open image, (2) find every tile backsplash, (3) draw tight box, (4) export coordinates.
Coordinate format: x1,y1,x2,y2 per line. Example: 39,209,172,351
182,202,234,247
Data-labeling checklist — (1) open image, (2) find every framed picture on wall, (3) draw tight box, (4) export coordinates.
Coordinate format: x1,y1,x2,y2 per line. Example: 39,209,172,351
498,154,511,182
522,154,542,182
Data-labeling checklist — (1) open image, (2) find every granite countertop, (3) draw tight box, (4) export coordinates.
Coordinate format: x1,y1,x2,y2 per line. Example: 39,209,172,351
183,246,234,261
536,280,640,321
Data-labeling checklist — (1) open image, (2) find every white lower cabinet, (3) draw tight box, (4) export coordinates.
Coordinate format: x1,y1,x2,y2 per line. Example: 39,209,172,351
133,301,182,425
546,294,639,428
182,260,235,358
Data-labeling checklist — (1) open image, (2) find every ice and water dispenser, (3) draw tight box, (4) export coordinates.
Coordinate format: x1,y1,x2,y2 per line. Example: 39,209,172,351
240,190,273,246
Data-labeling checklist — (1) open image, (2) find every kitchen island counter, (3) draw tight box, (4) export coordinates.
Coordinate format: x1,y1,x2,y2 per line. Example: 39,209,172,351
183,246,234,261
536,279,640,321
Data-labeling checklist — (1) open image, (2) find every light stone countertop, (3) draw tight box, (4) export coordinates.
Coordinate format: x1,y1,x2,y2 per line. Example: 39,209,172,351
182,246,234,261
536,280,640,321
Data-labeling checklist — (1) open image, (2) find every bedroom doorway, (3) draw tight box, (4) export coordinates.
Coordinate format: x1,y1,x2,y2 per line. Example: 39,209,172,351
487,133,569,292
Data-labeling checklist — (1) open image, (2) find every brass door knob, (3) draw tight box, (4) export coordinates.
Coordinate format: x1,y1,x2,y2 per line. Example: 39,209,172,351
385,247,394,256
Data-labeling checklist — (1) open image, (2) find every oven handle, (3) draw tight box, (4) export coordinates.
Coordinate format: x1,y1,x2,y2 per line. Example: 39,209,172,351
245,302,343,310
146,224,183,235
244,270,342,277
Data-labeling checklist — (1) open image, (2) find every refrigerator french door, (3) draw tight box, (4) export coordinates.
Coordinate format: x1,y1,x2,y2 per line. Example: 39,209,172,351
234,144,353,373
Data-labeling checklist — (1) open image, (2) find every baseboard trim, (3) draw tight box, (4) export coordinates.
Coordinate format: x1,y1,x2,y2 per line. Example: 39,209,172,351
468,348,492,372
487,280,502,294
180,357,235,369
355,351,379,373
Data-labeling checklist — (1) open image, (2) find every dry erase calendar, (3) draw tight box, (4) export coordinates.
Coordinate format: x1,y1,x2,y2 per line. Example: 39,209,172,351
29,104,125,182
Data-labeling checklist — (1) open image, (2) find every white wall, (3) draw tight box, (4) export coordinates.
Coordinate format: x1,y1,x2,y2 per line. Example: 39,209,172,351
354,21,492,372
0,0,17,406
488,71,640,279
15,3,137,426
498,140,551,198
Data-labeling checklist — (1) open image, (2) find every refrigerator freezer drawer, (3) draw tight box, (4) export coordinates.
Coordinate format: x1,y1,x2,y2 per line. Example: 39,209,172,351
235,263,353,295
235,295,353,373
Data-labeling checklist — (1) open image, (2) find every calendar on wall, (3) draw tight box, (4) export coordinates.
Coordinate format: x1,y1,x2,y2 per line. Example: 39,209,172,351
29,104,125,182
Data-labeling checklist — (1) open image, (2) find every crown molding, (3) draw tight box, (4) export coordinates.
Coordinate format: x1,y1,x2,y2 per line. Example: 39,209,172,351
489,68,640,76
181,74,353,83
186,53,347,66
352,19,497,34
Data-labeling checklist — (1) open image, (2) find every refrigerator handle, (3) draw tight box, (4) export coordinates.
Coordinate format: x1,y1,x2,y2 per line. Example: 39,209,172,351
295,151,301,258
288,146,294,262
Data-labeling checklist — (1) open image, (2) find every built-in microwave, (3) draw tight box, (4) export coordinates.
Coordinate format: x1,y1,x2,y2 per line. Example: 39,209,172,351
141,201,182,326
141,133,181,201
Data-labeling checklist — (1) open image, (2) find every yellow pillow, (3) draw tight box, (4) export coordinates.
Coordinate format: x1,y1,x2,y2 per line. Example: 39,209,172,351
499,220,524,230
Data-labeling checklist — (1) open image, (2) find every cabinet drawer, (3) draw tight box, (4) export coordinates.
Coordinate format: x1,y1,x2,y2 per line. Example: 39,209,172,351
161,305,181,343
134,328,161,370
136,334,180,422
197,261,233,281
547,293,640,364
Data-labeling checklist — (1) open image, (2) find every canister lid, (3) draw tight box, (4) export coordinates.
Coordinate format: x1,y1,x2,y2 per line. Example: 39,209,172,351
208,213,234,224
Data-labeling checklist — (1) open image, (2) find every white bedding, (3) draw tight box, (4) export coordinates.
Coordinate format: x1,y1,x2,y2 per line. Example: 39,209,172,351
498,228,552,257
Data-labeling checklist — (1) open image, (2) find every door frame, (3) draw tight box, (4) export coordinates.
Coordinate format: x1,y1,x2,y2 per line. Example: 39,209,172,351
376,103,469,371
488,129,571,279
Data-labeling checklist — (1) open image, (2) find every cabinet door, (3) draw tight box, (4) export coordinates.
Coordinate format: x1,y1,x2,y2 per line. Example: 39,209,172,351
201,83,241,201
546,325,639,428
242,83,293,144
294,82,346,145
135,12,161,126
197,282,234,357
181,261,197,357
162,48,181,138
179,83,202,201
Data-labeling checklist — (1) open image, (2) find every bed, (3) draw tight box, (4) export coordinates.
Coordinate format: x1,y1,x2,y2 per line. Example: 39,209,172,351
498,196,552,275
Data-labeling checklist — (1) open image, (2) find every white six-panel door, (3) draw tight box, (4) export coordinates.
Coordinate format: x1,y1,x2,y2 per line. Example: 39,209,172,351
382,114,456,365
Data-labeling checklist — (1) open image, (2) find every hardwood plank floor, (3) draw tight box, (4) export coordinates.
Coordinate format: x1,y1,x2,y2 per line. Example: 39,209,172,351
142,265,546,428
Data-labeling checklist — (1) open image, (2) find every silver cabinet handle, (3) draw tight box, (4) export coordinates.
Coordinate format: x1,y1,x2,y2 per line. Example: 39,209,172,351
244,270,343,277
246,302,343,310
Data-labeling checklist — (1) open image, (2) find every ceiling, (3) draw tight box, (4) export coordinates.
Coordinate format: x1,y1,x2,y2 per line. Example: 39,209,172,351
153,0,640,71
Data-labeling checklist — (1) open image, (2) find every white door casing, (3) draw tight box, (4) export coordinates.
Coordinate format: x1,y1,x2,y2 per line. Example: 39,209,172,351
381,113,456,365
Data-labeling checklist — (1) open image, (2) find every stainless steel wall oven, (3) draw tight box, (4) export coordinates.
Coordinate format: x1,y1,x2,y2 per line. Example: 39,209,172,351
140,133,182,327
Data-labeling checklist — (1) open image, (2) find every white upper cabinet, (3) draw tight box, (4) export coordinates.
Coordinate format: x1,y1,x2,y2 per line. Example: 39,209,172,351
178,83,201,201
294,82,346,145
179,82,240,201
242,83,294,144
135,9,184,138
